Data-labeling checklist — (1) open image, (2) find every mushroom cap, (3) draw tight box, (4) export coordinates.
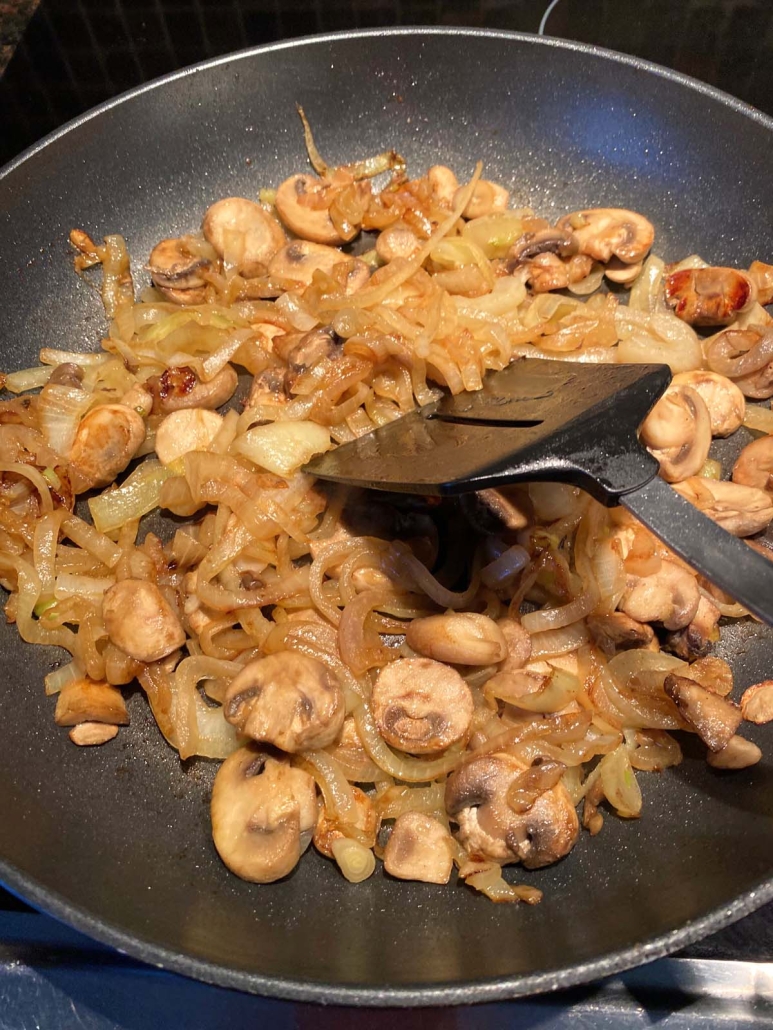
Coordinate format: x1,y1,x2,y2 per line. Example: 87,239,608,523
673,477,773,537
202,197,286,277
664,267,757,326
223,652,345,753
556,208,654,265
268,240,369,293
586,611,656,657
619,558,700,631
102,579,186,664
671,370,745,438
405,612,508,665
383,811,454,884
663,674,742,751
211,746,317,883
68,404,146,491
733,435,773,492
371,657,474,755
445,751,579,869
149,364,239,414
639,384,712,483
147,237,210,290
275,174,345,245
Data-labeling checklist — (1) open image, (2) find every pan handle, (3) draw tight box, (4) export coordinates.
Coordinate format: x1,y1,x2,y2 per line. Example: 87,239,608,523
622,475,773,627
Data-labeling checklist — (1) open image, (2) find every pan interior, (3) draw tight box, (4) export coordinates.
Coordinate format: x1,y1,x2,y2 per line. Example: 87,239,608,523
1,30,773,1004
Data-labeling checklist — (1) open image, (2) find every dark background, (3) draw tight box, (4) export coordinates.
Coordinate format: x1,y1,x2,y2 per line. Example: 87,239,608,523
1,0,773,167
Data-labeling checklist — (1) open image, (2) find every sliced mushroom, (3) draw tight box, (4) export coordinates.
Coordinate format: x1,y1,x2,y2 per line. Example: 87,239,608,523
313,786,379,858
455,179,509,219
664,267,757,326
54,678,129,726
376,224,421,263
556,208,654,265
445,750,579,868
733,436,773,493
427,166,459,207
604,258,643,285
496,618,532,671
371,657,474,755
147,237,211,304
103,579,186,663
155,408,223,466
211,746,317,883
247,365,291,410
49,362,84,388
707,735,762,769
522,251,594,293
748,260,773,305
486,659,553,704
663,674,742,751
223,652,345,753
69,722,119,746
619,558,700,631
664,593,721,660
508,227,579,264
275,174,344,245
639,384,712,483
68,404,146,492
671,370,745,438
406,613,507,665
740,680,773,724
687,655,733,697
280,326,341,373
673,477,773,537
268,240,369,293
202,197,286,277
464,486,533,532
148,364,238,414
586,611,657,657
383,812,454,884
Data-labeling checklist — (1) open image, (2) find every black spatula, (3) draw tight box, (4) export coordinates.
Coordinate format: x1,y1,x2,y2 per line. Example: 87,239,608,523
306,358,773,626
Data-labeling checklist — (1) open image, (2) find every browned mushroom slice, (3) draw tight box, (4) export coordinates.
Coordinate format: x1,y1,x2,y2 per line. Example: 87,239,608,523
464,486,533,532
740,680,773,724
604,258,643,285
673,478,773,537
313,786,379,858
103,579,186,664
147,237,211,304
707,735,762,769
508,227,579,264
284,326,340,373
556,208,654,265
671,370,745,438
68,722,120,746
663,595,721,660
619,558,700,631
223,652,345,753
663,674,742,751
445,751,578,869
664,267,757,326
148,364,239,414
269,240,368,294
54,678,129,726
586,612,657,657
639,385,712,483
406,612,507,665
275,174,345,245
705,327,773,400
211,746,317,883
68,404,146,492
202,197,286,276
383,812,454,884
454,179,509,219
733,437,773,494
371,657,474,755
521,251,594,293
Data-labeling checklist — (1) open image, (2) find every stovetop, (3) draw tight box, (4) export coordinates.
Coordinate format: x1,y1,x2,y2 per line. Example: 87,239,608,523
1,0,773,1024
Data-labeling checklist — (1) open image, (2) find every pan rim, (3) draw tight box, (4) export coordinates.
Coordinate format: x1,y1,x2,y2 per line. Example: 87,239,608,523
2,25,773,1007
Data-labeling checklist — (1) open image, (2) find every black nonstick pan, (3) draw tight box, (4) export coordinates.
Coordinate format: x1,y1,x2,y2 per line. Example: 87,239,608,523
2,28,773,1007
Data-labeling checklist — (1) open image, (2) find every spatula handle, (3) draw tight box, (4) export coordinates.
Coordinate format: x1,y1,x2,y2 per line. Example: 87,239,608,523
622,475,773,627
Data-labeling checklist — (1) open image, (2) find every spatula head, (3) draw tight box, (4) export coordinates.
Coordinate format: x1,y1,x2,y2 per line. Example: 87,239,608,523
307,359,671,505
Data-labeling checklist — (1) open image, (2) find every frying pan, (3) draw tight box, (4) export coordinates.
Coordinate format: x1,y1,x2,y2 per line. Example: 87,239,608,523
1,28,773,1007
